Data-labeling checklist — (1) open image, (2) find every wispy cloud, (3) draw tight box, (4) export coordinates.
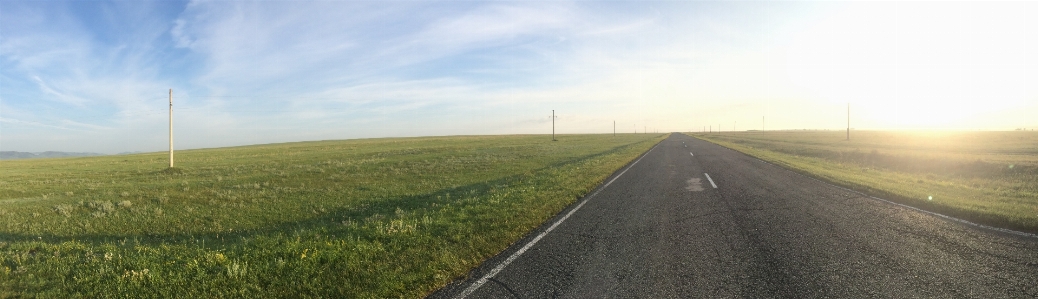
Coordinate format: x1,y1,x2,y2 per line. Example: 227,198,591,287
31,76,89,106
2,0,1037,152
1,117,80,132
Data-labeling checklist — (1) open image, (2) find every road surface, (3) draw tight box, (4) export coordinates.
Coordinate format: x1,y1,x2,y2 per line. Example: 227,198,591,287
430,133,1038,298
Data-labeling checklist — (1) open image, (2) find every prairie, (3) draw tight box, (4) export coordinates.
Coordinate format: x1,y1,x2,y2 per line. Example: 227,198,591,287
689,130,1038,233
0,134,665,298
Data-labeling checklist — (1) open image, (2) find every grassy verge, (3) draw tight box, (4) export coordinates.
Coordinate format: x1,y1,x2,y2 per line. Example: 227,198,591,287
0,133,666,298
687,131,1038,234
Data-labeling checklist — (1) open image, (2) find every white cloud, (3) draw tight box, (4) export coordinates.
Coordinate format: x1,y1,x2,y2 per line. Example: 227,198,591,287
31,76,90,106
0,117,78,131
4,1,1037,152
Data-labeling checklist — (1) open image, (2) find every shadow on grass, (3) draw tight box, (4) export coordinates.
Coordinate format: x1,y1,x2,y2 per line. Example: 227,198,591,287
0,138,659,248
155,167,187,176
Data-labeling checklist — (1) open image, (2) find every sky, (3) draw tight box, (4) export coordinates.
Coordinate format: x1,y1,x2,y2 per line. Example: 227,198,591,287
1,0,1036,153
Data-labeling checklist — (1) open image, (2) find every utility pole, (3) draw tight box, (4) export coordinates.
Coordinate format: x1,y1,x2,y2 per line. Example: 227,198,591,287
169,88,174,168
552,110,557,141
847,103,850,141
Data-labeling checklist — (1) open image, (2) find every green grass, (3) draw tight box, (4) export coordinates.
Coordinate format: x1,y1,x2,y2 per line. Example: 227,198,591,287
0,133,666,298
688,130,1038,233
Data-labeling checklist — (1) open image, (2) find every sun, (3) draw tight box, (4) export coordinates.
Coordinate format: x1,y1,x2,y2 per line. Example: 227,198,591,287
776,1,1033,130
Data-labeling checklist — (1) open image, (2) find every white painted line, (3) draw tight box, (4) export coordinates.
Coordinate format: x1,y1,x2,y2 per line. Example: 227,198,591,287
454,142,661,299
689,152,693,156
704,173,717,188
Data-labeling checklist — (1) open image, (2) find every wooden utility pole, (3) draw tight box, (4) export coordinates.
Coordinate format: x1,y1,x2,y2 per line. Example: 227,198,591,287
169,88,174,168
552,110,556,141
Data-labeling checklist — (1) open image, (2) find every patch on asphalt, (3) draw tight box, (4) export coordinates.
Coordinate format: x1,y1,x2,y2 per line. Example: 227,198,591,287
685,177,704,192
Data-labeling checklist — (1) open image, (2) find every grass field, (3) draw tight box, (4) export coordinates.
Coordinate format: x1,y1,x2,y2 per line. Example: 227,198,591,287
689,130,1038,233
0,133,666,298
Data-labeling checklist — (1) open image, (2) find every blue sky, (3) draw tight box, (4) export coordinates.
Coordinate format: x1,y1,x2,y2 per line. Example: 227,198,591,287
2,1,1037,153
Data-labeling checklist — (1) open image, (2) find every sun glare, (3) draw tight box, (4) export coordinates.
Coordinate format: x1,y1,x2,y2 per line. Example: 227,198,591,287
778,2,1034,129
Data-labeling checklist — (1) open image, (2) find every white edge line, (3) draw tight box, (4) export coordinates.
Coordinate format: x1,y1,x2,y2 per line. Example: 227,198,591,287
454,141,662,299
692,137,1038,239
704,173,718,189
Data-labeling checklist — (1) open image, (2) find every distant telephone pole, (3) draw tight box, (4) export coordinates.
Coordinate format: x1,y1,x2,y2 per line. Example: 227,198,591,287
847,103,850,141
613,121,616,137
552,110,557,141
169,88,174,168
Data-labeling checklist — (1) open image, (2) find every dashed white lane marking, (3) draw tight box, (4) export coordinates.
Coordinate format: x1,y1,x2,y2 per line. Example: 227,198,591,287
704,173,718,189
454,142,662,299
689,152,693,156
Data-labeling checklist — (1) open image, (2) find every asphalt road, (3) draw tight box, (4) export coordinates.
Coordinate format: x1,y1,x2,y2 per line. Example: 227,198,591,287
430,133,1038,298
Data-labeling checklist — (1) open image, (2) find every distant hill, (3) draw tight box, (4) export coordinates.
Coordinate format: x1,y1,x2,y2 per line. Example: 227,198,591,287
0,151,105,160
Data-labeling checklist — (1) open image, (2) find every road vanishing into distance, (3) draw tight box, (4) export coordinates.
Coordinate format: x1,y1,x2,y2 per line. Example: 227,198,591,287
430,134,1038,298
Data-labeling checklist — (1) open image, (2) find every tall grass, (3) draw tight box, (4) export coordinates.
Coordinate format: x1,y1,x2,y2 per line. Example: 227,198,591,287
0,134,666,298
689,131,1038,233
